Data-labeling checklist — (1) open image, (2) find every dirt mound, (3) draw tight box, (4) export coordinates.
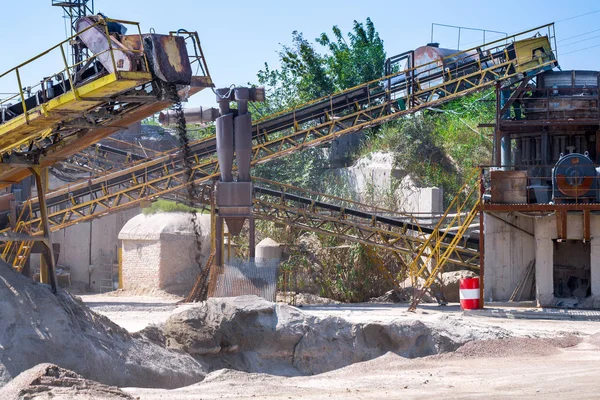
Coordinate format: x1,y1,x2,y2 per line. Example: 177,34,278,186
443,336,582,359
145,295,510,376
0,262,206,389
0,363,134,400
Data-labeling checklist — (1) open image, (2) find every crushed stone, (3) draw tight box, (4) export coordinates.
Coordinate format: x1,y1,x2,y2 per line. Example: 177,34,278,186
0,363,134,400
0,261,206,389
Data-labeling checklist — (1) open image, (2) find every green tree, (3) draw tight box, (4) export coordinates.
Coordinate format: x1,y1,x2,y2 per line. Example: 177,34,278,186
253,18,386,191
257,18,386,114
316,18,385,90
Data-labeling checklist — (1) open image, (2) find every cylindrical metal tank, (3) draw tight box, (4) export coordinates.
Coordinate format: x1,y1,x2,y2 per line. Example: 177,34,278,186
159,107,219,126
216,113,234,182
413,43,478,91
234,113,252,182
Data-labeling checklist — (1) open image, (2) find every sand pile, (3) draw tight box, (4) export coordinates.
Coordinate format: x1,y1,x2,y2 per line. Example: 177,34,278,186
443,335,582,359
0,363,134,400
142,295,512,376
0,261,206,389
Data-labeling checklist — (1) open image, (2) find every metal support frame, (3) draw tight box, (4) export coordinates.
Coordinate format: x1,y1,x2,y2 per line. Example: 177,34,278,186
29,167,58,293
2,24,558,307
249,216,256,259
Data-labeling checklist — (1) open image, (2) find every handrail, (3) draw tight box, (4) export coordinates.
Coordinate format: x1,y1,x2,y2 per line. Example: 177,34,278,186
253,23,555,125
0,17,149,124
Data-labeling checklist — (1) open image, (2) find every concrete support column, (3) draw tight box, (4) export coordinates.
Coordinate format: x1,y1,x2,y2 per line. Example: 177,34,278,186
535,237,554,307
591,237,600,308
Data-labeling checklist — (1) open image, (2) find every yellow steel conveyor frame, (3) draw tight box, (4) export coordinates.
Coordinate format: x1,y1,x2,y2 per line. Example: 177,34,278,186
0,18,212,185
0,18,151,155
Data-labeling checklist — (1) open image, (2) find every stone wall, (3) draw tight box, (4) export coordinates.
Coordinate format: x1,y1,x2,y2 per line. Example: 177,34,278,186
122,240,162,290
158,235,200,293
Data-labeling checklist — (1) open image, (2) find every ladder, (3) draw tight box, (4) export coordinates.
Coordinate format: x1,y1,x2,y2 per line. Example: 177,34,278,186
408,170,481,311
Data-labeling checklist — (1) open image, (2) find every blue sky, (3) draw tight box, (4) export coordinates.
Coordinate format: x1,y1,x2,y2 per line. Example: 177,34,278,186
0,1,599,108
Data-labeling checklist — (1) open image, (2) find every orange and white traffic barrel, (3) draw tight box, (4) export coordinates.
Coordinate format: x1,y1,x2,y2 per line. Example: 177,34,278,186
459,277,480,310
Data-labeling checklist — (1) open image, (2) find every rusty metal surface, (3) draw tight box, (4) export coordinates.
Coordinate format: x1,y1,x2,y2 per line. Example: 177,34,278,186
144,35,192,84
0,84,209,189
490,170,528,203
76,16,137,73
481,202,600,211
522,97,598,120
210,258,279,301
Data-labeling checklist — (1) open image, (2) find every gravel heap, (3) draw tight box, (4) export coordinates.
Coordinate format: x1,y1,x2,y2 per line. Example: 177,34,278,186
0,261,206,389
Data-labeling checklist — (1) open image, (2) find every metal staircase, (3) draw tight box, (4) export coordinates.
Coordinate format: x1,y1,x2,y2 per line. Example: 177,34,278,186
407,170,482,311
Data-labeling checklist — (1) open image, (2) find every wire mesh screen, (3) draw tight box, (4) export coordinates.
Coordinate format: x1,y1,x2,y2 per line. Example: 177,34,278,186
210,257,280,301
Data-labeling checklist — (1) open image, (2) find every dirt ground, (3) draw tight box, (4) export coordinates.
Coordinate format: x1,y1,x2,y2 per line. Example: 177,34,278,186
126,347,600,399
78,294,193,332
77,293,600,399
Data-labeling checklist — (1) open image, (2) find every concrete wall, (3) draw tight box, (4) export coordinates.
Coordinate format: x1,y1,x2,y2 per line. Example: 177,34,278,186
31,207,141,291
534,214,600,307
483,213,535,302
485,212,600,308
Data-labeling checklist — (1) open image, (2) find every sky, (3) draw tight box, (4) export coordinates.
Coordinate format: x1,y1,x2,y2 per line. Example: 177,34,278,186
0,0,599,108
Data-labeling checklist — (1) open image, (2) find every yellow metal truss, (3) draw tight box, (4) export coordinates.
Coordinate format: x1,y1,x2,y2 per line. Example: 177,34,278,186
407,170,482,311
1,24,558,287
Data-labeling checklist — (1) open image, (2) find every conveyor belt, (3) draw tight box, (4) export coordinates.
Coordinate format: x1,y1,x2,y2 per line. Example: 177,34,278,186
2,24,556,269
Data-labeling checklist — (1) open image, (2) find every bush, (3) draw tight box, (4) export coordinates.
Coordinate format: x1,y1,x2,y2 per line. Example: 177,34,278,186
142,199,203,215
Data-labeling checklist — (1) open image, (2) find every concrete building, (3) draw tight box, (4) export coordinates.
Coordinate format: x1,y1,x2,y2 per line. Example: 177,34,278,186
118,212,211,295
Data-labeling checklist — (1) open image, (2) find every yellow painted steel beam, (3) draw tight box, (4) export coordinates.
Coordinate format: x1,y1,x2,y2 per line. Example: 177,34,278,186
3,24,556,269
0,72,152,155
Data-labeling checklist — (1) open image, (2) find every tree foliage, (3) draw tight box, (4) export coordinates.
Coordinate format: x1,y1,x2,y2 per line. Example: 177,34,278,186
256,18,385,115
253,18,386,189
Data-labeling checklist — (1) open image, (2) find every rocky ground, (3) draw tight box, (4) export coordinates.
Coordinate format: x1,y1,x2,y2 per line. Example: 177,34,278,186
3,261,600,399
0,262,205,390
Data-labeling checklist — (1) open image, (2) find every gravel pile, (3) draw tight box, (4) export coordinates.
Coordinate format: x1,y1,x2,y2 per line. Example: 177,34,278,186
0,364,134,400
444,336,582,359
0,261,206,389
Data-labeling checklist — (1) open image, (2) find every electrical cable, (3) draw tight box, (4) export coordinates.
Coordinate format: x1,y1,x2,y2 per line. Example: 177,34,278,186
559,34,600,48
561,43,600,56
556,9,600,23
558,28,600,43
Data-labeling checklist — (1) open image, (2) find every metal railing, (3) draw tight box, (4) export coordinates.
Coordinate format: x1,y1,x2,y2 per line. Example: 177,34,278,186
1,24,556,270
170,30,211,80
0,17,148,126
